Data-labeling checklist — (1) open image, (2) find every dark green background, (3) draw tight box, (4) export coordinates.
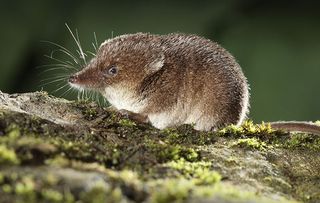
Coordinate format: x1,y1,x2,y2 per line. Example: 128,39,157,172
1,0,319,122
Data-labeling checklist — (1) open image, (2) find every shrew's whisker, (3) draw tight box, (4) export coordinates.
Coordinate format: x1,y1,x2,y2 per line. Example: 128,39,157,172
59,86,73,98
40,77,68,87
52,83,69,93
65,23,87,65
44,54,75,67
41,40,79,62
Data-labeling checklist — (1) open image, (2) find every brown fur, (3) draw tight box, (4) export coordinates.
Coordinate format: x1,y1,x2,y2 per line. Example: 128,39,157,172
69,33,250,131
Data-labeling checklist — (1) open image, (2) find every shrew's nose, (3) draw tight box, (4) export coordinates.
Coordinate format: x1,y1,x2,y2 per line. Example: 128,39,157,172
68,75,78,83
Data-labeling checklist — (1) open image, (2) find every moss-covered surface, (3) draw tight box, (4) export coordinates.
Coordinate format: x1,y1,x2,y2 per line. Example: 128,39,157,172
0,91,319,203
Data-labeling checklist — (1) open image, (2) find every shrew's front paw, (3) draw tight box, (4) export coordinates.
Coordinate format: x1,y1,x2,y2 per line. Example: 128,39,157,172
118,109,149,124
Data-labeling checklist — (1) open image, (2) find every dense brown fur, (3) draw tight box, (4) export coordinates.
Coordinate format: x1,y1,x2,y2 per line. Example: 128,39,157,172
69,33,249,131
69,32,320,135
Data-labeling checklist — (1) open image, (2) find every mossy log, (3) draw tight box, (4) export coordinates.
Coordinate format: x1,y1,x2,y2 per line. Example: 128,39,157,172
0,91,319,203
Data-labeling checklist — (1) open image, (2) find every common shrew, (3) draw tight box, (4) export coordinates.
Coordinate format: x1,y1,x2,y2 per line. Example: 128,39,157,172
68,33,320,135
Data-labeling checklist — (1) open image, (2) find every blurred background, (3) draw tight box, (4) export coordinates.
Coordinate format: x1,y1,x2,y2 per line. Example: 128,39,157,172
0,0,319,122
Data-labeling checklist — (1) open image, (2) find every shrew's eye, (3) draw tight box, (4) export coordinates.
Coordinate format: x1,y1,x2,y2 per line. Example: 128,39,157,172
106,65,118,76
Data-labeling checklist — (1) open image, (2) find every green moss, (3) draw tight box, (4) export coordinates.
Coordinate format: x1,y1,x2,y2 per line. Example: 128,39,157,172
218,120,320,151
160,126,215,145
0,157,300,203
45,174,59,186
45,155,70,167
2,184,12,193
144,138,200,162
148,177,299,203
6,125,21,139
232,138,268,150
0,144,20,165
118,118,136,127
72,99,101,120
0,92,317,203
149,178,194,203
80,182,109,203
0,173,3,184
14,176,36,203
49,137,121,167
263,176,292,191
225,156,238,166
157,144,199,162
82,108,98,120
10,172,18,181
279,133,320,151
110,148,121,165
162,128,180,141
15,177,35,192
62,191,75,203
208,183,299,203
165,159,221,185
0,125,21,146
0,171,75,203
219,120,274,137
107,187,123,203
14,137,57,164
41,189,64,202
0,114,125,168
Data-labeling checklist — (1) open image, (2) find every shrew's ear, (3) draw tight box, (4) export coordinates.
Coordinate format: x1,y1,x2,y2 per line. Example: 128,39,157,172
146,54,165,74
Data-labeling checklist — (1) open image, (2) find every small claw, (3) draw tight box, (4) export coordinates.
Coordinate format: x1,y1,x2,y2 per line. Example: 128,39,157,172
118,109,149,124
118,109,130,119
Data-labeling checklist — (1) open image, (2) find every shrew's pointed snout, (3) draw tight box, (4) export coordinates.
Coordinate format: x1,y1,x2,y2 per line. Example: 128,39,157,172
68,67,103,90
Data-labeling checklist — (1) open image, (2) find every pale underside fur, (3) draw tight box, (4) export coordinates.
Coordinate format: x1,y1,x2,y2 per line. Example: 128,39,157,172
103,84,240,131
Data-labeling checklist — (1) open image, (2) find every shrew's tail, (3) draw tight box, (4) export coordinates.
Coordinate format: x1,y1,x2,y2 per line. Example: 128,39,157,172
269,121,320,135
